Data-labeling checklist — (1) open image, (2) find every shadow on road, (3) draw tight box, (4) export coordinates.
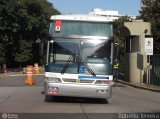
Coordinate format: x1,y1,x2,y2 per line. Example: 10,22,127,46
112,83,126,87
45,96,108,104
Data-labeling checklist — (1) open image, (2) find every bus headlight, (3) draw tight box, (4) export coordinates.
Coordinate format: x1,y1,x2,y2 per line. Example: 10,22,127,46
45,77,61,83
95,80,108,84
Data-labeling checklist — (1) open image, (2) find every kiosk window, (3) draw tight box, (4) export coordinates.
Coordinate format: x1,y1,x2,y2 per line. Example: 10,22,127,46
126,36,140,53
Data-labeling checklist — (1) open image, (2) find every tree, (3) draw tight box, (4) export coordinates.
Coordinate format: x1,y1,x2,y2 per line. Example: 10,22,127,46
113,16,131,73
0,0,17,69
140,0,160,54
38,0,60,17
0,0,60,68
12,0,60,65
0,44,5,64
114,16,131,48
14,39,33,67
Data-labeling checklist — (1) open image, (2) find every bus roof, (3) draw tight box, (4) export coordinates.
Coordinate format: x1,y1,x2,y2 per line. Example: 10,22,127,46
50,14,113,22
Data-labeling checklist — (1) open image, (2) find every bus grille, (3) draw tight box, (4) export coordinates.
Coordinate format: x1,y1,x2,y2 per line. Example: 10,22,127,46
62,78,94,84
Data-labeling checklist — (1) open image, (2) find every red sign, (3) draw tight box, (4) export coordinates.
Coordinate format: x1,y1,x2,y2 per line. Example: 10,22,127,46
55,20,62,32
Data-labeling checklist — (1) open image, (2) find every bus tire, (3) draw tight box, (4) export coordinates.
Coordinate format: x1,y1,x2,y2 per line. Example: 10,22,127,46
102,98,111,104
45,95,53,102
107,98,111,104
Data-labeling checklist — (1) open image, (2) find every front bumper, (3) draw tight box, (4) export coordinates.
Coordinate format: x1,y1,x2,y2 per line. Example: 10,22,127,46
44,81,112,100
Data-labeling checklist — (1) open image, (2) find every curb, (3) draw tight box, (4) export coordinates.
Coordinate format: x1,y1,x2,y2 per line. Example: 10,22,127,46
0,73,44,78
118,80,160,93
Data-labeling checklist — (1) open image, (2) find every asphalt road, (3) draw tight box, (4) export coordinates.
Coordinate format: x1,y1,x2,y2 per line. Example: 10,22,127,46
0,75,160,119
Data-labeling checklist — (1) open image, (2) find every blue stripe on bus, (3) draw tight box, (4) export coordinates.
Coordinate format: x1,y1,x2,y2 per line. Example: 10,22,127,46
79,75,109,79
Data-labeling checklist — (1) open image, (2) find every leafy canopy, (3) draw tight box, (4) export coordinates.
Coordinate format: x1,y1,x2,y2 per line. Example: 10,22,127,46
0,0,60,66
140,0,160,54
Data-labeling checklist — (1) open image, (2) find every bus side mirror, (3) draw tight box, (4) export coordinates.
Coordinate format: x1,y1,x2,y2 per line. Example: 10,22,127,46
114,43,120,61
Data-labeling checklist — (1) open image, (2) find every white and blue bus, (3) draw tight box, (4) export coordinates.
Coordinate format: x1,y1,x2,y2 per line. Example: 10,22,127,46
44,14,118,103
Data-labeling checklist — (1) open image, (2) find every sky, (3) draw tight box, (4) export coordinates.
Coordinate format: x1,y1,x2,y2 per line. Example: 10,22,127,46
48,0,141,16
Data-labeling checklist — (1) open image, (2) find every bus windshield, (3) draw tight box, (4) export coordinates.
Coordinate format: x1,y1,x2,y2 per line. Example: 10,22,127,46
81,39,112,62
47,38,113,74
48,39,79,63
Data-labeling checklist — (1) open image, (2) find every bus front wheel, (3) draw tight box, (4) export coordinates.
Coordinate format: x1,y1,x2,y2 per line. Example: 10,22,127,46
45,95,53,102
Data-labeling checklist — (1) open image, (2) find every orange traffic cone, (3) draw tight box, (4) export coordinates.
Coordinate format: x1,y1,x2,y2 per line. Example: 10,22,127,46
24,66,35,85
34,63,40,74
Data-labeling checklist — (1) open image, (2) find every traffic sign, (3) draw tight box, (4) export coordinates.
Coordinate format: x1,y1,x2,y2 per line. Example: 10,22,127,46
145,37,153,55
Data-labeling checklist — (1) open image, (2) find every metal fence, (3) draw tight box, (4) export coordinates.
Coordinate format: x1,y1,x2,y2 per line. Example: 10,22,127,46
151,55,160,86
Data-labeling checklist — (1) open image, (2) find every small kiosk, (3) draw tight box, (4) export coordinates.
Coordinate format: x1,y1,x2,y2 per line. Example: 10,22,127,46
123,21,151,83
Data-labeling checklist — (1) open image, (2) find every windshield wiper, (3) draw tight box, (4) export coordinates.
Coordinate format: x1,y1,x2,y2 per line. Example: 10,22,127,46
61,54,96,77
61,55,73,74
75,55,96,77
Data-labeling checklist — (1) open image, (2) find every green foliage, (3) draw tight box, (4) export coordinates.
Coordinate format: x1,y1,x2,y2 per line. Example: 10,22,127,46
0,0,16,64
140,0,160,54
113,16,131,73
114,16,131,48
0,0,60,67
38,0,60,17
0,44,5,63
15,39,33,63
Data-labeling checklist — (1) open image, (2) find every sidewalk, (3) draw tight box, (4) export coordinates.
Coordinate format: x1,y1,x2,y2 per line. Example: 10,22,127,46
118,79,160,93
